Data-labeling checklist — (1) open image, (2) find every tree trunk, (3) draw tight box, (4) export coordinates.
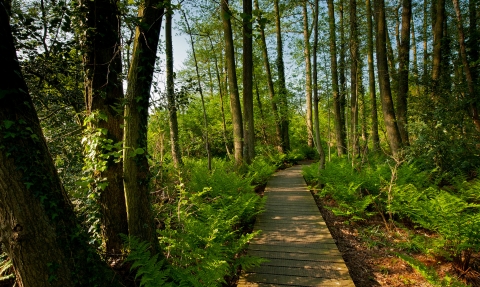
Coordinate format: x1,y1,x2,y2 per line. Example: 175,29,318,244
254,73,269,144
303,1,314,148
374,0,403,157
124,0,164,254
350,0,359,158
254,0,283,152
313,0,326,169
80,0,128,256
339,0,348,155
221,0,243,167
274,0,290,152
452,0,480,131
182,11,211,169
431,0,445,100
0,4,117,284
166,0,182,168
208,35,231,156
243,0,254,163
366,0,380,150
397,0,412,145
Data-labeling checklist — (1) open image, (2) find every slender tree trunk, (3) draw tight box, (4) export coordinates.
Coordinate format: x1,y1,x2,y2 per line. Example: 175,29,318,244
423,0,429,82
208,36,231,157
303,1,314,148
0,4,117,284
254,0,283,152
339,0,348,154
397,0,412,145
374,0,403,157
124,0,164,254
274,0,290,152
243,0,254,163
166,0,182,168
386,27,397,89
182,10,211,169
452,0,480,131
411,15,419,82
221,0,243,167
80,0,128,256
254,73,269,144
313,0,326,169
431,0,445,100
366,0,380,150
350,0,359,158
327,0,346,156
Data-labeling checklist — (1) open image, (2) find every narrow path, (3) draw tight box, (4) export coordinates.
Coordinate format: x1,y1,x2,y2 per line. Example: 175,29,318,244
238,165,355,287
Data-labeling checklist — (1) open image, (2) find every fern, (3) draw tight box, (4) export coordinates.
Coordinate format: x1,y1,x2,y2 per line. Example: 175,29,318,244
123,236,173,287
0,253,14,281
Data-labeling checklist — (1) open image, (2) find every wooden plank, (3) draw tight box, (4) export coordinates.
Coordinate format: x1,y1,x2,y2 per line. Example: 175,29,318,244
254,257,349,271
247,265,351,280
248,243,340,254
247,250,345,262
238,273,355,286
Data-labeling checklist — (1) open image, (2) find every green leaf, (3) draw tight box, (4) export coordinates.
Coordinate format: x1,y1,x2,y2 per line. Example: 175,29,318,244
135,148,145,155
3,120,14,129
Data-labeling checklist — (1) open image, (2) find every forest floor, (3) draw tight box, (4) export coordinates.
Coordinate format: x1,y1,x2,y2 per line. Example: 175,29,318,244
312,192,480,287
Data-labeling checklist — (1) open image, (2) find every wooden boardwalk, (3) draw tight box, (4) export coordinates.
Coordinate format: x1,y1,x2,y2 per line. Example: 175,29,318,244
238,165,355,287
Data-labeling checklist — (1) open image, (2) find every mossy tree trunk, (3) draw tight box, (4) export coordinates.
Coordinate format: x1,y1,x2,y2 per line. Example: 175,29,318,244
124,0,164,254
80,0,128,256
0,3,117,285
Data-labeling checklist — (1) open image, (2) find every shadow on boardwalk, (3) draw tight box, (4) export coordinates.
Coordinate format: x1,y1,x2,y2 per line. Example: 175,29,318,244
238,165,355,286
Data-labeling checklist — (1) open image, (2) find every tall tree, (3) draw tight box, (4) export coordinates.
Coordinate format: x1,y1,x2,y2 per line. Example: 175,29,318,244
327,0,346,156
313,0,326,169
374,0,403,157
243,0,254,163
254,0,283,153
431,0,445,101
397,0,412,144
80,0,128,256
302,0,314,148
274,0,290,152
366,0,380,150
165,0,182,168
350,0,360,158
338,0,348,154
0,2,117,284
452,0,480,131
124,0,164,254
221,0,243,167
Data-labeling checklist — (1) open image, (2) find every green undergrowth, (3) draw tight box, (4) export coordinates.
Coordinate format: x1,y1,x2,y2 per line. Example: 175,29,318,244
303,155,480,285
125,157,273,286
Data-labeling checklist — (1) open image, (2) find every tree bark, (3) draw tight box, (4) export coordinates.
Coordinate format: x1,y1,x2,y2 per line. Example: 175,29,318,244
165,0,182,168
0,3,117,284
208,35,231,156
350,0,359,158
452,0,480,131
338,0,348,155
431,0,445,100
254,0,283,153
80,0,128,256
302,1,314,148
221,0,243,167
313,0,326,169
124,0,164,254
366,0,380,150
274,0,290,152
243,0,254,163
397,0,412,145
374,0,403,157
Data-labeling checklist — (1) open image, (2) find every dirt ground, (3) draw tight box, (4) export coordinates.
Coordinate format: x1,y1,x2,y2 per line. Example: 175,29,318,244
312,192,480,287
